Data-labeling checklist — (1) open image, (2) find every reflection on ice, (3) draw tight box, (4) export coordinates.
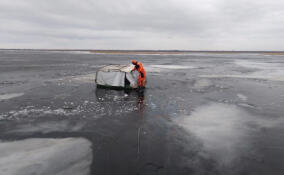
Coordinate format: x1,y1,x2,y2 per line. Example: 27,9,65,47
0,138,92,175
176,103,253,164
177,103,284,165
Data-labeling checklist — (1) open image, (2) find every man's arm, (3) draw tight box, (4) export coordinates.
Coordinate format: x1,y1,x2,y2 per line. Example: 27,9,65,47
132,64,139,71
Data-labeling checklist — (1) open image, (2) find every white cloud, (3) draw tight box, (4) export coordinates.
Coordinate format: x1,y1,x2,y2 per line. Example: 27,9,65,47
0,0,283,50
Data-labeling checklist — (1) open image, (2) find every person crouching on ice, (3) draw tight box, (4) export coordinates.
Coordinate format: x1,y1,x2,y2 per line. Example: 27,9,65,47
131,60,146,88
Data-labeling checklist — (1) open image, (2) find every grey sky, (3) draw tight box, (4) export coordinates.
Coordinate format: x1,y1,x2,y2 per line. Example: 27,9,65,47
0,0,283,50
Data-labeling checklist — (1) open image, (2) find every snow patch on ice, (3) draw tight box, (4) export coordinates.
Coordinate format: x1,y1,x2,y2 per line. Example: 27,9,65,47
193,79,212,89
149,65,195,69
234,60,284,81
235,60,281,70
0,93,24,101
0,138,92,175
146,64,195,72
70,73,96,83
237,94,247,101
201,60,284,81
7,120,85,134
200,74,284,81
90,65,106,68
57,73,96,83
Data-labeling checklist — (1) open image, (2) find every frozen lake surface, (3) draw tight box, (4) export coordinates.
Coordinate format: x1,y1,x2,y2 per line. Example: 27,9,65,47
0,50,284,175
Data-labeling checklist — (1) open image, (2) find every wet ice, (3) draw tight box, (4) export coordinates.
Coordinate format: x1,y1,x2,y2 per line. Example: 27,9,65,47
1,51,284,174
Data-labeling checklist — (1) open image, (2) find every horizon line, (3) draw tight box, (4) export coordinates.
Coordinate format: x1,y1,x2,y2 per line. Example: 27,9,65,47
0,48,284,53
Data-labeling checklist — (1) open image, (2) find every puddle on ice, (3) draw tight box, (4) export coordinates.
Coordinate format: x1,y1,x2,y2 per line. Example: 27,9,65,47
175,103,283,164
0,93,24,101
0,138,92,175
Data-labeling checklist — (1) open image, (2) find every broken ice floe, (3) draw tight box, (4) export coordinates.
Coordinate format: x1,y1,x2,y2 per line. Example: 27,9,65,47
0,98,139,120
0,138,92,175
0,105,84,120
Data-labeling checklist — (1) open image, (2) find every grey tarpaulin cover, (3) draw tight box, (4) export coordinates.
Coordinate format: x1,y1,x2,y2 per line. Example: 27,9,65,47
95,65,139,88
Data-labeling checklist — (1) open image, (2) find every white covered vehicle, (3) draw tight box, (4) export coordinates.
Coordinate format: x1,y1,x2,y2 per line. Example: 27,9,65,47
95,65,139,89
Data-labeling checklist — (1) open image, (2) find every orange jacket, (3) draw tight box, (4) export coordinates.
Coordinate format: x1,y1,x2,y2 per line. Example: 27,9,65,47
132,62,146,78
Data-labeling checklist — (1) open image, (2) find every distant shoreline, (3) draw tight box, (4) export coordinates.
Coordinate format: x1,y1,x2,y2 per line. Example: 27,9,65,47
1,49,284,55
89,50,284,55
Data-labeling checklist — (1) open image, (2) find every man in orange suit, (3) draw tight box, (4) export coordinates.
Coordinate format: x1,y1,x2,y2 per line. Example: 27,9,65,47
131,60,146,88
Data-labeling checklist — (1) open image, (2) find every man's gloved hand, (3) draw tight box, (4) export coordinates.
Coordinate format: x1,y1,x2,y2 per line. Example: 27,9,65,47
140,72,144,78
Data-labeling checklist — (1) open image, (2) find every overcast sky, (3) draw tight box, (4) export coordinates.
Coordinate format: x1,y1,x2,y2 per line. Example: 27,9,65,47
0,0,283,50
